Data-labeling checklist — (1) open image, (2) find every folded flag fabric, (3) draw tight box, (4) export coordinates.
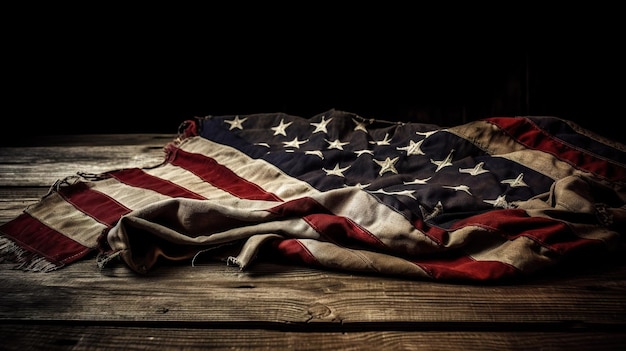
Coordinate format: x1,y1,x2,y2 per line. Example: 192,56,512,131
1,109,625,281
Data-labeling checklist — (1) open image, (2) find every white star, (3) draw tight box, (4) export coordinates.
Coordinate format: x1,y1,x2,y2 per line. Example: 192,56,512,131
224,115,247,130
311,116,332,134
369,133,392,146
459,162,489,176
442,184,472,195
420,201,443,221
404,177,432,185
430,149,454,172
501,173,528,187
305,150,324,159
484,195,511,208
322,164,351,177
283,137,308,149
354,149,374,157
396,139,425,156
416,130,439,138
271,118,293,136
372,189,416,199
352,118,369,132
373,156,399,176
325,139,350,150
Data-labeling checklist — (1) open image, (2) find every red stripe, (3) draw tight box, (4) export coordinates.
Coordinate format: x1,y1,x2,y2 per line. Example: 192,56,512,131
58,182,131,226
452,209,604,255
272,236,519,281
415,255,520,281
108,168,206,200
487,117,626,182
412,217,447,246
268,197,386,249
272,239,320,266
168,147,282,202
0,213,91,265
304,213,387,249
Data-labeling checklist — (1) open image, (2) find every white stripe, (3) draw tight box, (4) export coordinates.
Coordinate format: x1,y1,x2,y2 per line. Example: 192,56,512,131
178,137,441,254
467,235,553,273
87,178,171,210
447,120,584,181
143,163,282,210
144,163,274,204
105,168,287,214
297,239,430,278
25,192,106,248
179,137,318,200
495,151,586,181
310,187,441,254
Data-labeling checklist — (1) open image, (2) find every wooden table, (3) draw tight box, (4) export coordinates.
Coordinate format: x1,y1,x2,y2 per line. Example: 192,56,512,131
1,134,625,350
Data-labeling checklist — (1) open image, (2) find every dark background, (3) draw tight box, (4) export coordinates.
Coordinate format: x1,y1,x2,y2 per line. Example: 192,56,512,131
3,5,624,144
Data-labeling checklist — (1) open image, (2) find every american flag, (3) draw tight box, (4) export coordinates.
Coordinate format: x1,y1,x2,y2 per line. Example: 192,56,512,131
1,110,625,281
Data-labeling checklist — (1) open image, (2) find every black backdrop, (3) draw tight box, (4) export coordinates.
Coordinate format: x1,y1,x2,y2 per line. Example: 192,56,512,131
3,6,624,144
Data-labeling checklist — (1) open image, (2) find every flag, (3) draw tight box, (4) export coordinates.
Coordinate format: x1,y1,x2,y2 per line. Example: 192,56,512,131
1,109,625,281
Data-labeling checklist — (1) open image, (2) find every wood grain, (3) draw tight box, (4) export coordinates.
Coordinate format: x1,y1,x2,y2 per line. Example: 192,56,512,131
0,136,172,187
1,324,625,351
0,187,47,223
1,133,625,350
1,260,625,326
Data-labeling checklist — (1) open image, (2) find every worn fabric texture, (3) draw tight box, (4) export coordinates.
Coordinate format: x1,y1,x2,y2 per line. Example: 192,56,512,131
1,110,625,281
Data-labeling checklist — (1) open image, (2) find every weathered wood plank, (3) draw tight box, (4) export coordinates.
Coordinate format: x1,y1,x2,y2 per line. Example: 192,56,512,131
0,145,168,187
0,187,47,223
0,134,177,147
1,259,625,326
1,324,625,351
0,134,174,187
1,133,625,350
